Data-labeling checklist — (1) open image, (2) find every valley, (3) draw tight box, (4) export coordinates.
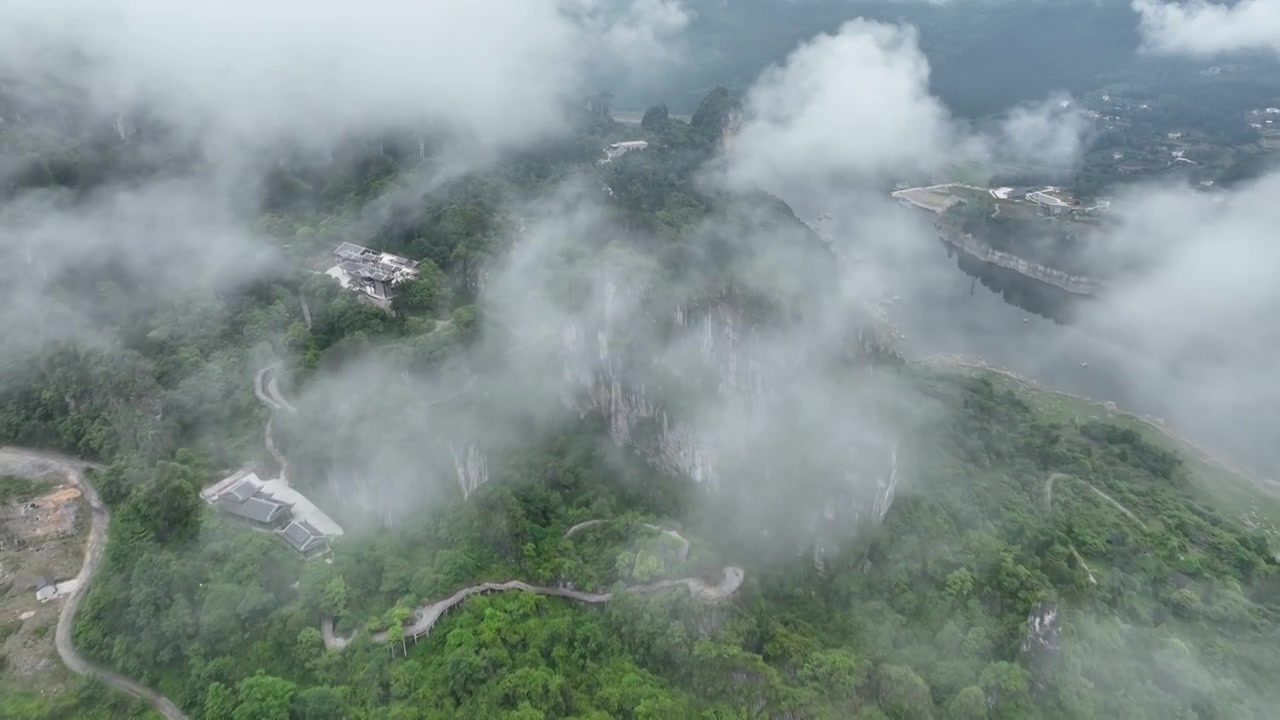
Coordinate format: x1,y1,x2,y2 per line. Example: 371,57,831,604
2,2,1279,718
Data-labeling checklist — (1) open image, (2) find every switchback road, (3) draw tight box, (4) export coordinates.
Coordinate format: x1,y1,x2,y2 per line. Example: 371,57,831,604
0,447,187,720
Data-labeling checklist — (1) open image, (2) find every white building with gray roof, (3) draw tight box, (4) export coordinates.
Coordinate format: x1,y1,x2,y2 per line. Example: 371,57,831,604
326,242,420,301
216,474,293,528
207,472,343,556
277,519,330,557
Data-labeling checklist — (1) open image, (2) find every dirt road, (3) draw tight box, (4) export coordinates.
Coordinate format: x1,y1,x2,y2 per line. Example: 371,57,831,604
0,447,188,720
254,365,296,414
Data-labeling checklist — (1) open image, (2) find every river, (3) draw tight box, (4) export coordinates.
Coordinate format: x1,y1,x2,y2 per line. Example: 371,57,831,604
855,217,1277,479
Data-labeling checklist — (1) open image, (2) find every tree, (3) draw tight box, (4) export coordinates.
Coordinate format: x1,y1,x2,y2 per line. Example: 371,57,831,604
295,627,325,672
589,90,614,120
944,568,975,600
800,648,866,708
138,459,203,543
320,576,349,618
204,682,236,720
978,663,1033,720
233,673,296,720
94,462,133,508
945,686,989,720
291,686,348,720
451,305,480,342
876,664,934,720
632,551,665,582
391,260,444,316
388,619,405,657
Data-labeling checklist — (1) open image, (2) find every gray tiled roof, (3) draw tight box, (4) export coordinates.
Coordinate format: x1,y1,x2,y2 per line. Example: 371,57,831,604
332,243,418,285
226,476,262,503
220,495,289,524
278,520,326,553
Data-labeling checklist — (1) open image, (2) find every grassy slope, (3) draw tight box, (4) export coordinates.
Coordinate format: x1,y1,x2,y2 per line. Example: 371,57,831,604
962,364,1280,542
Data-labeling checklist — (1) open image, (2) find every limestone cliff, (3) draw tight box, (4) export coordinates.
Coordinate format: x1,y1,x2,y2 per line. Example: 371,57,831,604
449,440,490,501
561,276,901,555
939,224,1104,296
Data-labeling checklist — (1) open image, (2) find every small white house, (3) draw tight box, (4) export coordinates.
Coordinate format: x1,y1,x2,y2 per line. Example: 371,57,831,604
600,140,649,163
34,577,56,602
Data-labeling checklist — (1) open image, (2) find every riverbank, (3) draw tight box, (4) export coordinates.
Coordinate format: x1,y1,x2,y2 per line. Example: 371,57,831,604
920,356,1280,537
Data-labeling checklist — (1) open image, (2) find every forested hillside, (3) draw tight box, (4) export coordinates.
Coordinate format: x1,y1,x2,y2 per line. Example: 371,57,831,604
1,71,1279,720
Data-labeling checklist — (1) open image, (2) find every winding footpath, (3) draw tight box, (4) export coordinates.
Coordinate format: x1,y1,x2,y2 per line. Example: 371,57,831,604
565,519,692,562
1044,471,1150,587
253,365,745,655
0,447,188,720
1044,473,1098,586
927,354,1277,499
321,520,743,652
256,364,296,484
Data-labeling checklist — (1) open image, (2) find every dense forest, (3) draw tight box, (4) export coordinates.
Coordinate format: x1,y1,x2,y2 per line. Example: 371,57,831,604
2,64,1280,720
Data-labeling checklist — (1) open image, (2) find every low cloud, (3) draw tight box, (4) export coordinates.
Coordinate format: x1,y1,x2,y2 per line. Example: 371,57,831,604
1075,175,1280,469
572,0,694,74
713,14,1280,478
989,94,1090,171
722,20,1087,201
725,20,959,194
0,0,691,160
1134,0,1280,57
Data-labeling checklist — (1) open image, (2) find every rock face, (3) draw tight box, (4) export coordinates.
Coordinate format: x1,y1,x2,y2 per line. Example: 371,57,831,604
936,223,1105,323
1021,602,1063,689
561,277,901,553
941,228,1103,296
449,441,490,501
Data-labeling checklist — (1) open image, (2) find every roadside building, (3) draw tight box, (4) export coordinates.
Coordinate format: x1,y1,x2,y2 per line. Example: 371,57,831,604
33,576,56,602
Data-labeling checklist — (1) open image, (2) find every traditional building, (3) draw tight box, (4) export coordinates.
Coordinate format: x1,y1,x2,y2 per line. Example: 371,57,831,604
208,471,344,556
276,519,331,557
326,242,420,301
215,473,293,529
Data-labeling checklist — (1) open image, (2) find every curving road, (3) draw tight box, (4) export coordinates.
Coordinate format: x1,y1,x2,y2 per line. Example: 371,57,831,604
255,364,296,414
255,364,296,485
321,520,743,652
256,366,744,655
565,519,691,562
0,447,188,720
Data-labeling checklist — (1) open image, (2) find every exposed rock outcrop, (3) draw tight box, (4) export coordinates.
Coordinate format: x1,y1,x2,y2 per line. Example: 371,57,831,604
561,276,901,554
449,441,490,501
1021,601,1063,690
